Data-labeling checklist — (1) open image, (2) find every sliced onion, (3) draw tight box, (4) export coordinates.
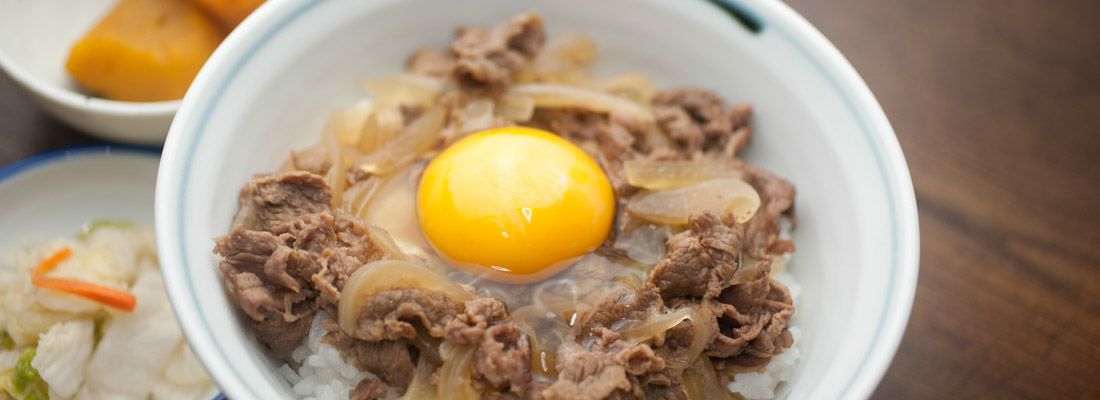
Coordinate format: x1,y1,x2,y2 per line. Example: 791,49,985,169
355,105,446,177
508,83,654,123
364,225,405,260
683,357,735,400
617,307,710,371
545,33,598,67
329,100,374,146
338,260,473,334
617,307,693,343
517,33,598,84
496,92,535,122
626,178,761,225
322,121,349,207
510,305,567,378
363,164,431,255
591,72,656,104
357,103,403,154
341,176,382,217
401,358,440,400
624,160,742,190
362,74,444,107
452,98,497,138
613,224,671,265
437,343,480,400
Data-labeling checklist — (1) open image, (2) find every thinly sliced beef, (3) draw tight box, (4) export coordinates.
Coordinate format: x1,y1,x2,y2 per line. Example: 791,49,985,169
349,375,390,400
575,287,663,337
450,12,545,92
405,48,455,78
709,276,794,361
231,172,331,231
214,172,390,354
542,330,677,400
736,162,797,257
346,288,463,342
651,88,752,157
445,297,510,344
647,214,744,300
476,323,533,395
324,319,417,389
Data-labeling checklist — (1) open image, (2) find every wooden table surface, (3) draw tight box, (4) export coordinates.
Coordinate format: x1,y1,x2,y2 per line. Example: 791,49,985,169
2,1,1098,398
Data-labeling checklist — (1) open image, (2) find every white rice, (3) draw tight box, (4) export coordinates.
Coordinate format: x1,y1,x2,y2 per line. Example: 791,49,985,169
281,312,374,400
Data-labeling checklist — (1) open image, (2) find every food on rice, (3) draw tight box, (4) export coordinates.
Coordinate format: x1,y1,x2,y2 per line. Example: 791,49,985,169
0,224,213,400
214,11,799,400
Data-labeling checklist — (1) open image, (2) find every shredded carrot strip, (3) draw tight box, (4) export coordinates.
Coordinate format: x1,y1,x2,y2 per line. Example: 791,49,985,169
32,246,72,275
31,246,137,312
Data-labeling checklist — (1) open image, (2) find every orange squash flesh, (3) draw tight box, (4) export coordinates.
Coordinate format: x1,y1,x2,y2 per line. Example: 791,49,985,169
65,0,226,102
191,0,266,29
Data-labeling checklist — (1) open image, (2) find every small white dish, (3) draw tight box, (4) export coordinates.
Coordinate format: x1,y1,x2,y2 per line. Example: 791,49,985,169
157,0,920,399
0,0,178,145
0,146,160,247
0,145,223,400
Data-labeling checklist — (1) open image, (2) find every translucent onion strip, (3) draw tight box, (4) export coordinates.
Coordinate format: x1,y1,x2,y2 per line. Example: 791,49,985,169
626,178,761,225
362,74,444,107
623,160,742,190
508,83,654,123
496,92,535,122
400,358,440,400
437,343,480,400
355,105,446,177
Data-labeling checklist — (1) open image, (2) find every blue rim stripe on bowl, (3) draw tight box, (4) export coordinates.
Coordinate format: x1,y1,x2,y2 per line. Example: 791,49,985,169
0,144,161,184
172,1,913,399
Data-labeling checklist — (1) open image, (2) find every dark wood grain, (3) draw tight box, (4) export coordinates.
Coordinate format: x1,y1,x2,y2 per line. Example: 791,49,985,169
2,1,1099,398
783,0,1100,398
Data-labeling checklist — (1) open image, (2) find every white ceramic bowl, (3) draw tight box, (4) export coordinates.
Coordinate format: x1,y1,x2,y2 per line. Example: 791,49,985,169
0,0,178,145
156,0,920,399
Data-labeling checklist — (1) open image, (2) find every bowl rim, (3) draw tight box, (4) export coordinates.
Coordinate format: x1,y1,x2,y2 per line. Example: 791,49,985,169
157,0,920,399
0,47,179,115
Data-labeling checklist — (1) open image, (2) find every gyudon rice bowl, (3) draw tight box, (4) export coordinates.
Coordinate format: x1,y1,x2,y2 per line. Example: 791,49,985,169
213,12,801,400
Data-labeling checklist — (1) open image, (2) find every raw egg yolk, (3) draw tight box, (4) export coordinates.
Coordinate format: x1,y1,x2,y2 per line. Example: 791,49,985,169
417,127,615,284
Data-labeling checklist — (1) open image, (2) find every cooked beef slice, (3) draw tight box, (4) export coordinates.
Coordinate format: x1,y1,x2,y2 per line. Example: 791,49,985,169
324,319,417,389
248,302,315,355
647,214,745,300
648,303,718,376
215,228,318,354
349,375,390,400
231,171,331,231
346,288,463,342
575,286,663,337
450,12,545,92
405,47,456,78
215,172,390,354
445,297,510,344
476,323,533,395
541,331,676,400
339,287,535,396
709,276,794,361
651,88,752,157
736,162,797,257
